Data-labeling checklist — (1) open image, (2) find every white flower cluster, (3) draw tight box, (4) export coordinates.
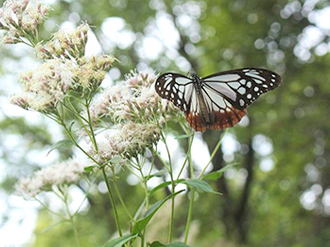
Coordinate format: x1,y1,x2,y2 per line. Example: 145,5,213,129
11,59,75,111
89,122,161,163
16,159,86,198
89,71,179,124
35,23,89,60
126,71,156,89
0,0,50,45
76,54,115,91
10,54,115,112
86,71,180,163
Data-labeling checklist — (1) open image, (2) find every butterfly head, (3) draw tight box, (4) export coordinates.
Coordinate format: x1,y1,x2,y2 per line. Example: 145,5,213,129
189,71,200,80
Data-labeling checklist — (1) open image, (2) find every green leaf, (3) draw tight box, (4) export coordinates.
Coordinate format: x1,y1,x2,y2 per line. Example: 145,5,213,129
202,163,238,181
103,233,138,247
148,181,171,197
149,241,192,247
145,170,167,181
84,165,96,172
47,139,74,155
133,199,146,222
149,241,166,247
132,190,184,234
181,179,220,194
148,179,185,197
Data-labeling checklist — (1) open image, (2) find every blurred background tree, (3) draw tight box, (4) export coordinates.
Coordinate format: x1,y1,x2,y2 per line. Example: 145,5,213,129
0,0,330,246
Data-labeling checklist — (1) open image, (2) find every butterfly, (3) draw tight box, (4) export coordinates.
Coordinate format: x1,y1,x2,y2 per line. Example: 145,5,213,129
155,68,282,132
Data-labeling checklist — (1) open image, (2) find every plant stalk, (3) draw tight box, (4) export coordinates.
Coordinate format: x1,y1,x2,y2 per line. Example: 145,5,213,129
184,132,195,243
102,168,122,236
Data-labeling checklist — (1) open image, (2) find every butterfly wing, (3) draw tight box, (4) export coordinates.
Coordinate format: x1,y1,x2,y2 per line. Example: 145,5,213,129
198,83,247,131
199,68,281,130
155,73,194,114
155,72,208,131
202,68,282,110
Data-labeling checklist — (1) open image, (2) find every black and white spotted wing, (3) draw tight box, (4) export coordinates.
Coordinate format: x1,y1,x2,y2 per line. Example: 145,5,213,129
155,68,282,132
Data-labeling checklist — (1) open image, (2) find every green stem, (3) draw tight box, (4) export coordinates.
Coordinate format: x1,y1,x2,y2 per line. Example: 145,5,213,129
35,29,40,45
56,112,99,165
184,133,195,243
35,198,64,218
140,171,149,210
176,131,195,180
113,178,133,221
60,186,81,247
140,236,145,247
45,113,62,124
184,188,195,243
84,98,99,153
197,129,228,179
136,158,149,247
154,150,171,171
62,98,97,152
101,168,122,236
70,216,81,247
160,132,175,242
125,162,142,178
169,191,175,243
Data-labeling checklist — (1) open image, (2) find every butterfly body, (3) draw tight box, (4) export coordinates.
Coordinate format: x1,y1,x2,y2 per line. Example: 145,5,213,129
155,68,281,132
190,72,213,125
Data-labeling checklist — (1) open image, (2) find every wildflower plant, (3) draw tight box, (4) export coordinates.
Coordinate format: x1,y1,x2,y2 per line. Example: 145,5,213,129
3,1,227,246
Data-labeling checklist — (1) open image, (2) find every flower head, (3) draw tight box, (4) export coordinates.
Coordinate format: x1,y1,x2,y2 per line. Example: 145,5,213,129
126,71,156,89
120,122,160,157
35,23,90,60
88,71,180,126
74,55,115,91
0,0,50,45
11,59,75,112
88,122,160,163
11,54,115,112
16,158,87,198
88,84,128,120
